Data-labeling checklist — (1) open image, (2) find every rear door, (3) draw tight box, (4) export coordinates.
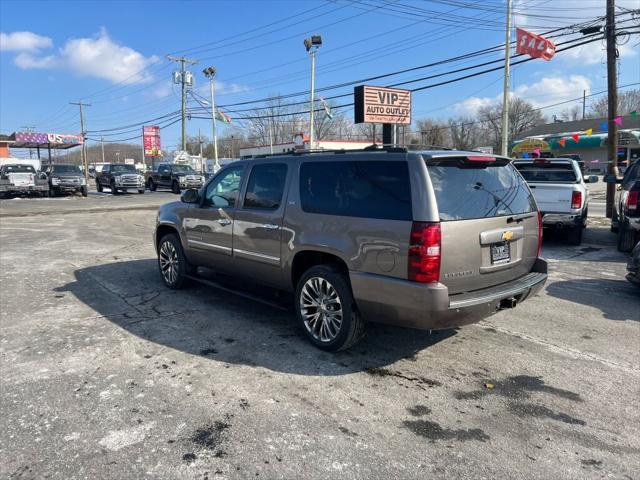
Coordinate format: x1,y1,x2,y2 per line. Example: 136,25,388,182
426,156,538,294
159,165,171,187
513,160,579,213
232,162,289,287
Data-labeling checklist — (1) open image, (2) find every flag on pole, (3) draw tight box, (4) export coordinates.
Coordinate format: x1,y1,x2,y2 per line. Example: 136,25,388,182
516,28,556,61
216,109,232,124
319,96,333,119
558,138,566,147
585,128,593,135
614,116,622,126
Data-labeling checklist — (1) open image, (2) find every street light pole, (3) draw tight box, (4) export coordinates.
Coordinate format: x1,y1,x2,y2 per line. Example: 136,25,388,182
203,66,219,171
304,35,322,151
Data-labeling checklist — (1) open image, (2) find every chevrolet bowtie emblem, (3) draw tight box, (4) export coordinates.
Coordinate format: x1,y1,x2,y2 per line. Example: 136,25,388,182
502,230,514,241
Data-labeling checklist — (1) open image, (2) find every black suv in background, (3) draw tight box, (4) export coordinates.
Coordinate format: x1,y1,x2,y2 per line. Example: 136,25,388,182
611,159,639,252
96,164,145,195
145,163,204,194
43,164,87,197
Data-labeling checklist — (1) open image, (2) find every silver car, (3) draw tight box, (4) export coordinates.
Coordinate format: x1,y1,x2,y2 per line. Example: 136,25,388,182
153,149,547,351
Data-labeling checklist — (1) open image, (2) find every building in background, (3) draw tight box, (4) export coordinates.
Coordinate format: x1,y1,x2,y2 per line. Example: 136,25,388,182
511,116,640,173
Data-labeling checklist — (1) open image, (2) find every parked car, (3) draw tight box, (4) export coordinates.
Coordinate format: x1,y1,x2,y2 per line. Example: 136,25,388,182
153,148,547,351
43,163,87,197
96,163,145,195
0,163,49,198
610,159,639,252
626,241,640,287
513,158,596,245
145,163,204,194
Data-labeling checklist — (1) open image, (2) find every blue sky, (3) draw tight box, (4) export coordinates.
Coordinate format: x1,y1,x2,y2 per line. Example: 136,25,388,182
1,0,638,151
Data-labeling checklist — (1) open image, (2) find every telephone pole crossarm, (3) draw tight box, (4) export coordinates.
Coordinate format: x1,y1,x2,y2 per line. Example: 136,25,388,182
166,55,199,152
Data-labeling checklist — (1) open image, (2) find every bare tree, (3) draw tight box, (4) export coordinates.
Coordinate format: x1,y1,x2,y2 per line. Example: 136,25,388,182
414,118,450,147
448,117,484,150
588,89,640,118
559,105,582,121
477,97,546,151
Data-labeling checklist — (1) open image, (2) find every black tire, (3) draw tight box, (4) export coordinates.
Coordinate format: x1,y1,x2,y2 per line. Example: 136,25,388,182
171,181,180,195
611,209,619,233
582,209,588,229
96,181,103,193
110,181,119,195
48,188,55,198
567,225,583,245
157,233,195,289
138,189,145,194
617,221,638,252
148,178,157,191
294,265,366,351
81,186,88,197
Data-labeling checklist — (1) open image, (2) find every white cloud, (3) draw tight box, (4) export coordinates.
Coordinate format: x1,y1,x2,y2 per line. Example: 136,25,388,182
561,41,636,66
8,28,158,85
195,80,250,97
0,31,52,51
14,52,56,69
59,29,158,84
453,75,592,117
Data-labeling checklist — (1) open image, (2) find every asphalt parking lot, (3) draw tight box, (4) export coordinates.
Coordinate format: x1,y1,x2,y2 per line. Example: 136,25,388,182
0,187,638,480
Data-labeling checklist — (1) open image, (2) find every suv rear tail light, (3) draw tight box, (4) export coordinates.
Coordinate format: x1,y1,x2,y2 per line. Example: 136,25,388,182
628,190,639,212
537,210,543,258
571,191,582,209
408,222,441,283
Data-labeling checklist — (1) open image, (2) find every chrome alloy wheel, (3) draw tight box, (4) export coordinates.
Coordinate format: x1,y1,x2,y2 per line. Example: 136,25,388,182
300,277,343,343
159,241,179,285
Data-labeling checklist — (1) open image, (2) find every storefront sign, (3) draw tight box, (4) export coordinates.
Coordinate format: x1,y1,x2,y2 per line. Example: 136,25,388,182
354,85,411,125
15,131,83,145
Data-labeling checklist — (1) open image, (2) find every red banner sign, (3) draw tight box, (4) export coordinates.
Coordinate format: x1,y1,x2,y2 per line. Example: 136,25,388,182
516,28,556,61
143,126,161,156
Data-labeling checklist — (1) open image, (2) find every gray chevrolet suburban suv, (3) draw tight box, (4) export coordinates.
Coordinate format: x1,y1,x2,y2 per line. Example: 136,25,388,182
154,148,547,351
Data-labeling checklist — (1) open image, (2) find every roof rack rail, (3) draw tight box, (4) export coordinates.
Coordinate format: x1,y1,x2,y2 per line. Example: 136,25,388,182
248,144,409,159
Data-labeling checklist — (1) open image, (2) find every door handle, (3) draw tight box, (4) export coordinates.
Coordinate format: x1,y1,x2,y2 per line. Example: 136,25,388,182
261,224,280,230
217,218,231,226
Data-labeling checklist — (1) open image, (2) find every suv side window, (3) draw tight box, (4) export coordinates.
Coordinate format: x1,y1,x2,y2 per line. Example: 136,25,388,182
622,161,639,189
204,165,244,208
102,165,110,173
159,165,169,174
300,160,412,220
243,163,287,210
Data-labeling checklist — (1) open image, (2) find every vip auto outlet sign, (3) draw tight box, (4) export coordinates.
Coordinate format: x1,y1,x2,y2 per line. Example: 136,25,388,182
354,85,411,125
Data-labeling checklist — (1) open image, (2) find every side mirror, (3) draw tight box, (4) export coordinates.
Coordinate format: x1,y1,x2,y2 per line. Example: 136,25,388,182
181,188,200,204
603,174,623,184
584,175,598,184
180,188,200,203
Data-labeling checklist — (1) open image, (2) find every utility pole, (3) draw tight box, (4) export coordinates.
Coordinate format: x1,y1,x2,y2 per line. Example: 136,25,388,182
167,55,198,152
101,136,106,163
198,128,205,173
70,101,91,183
605,0,618,218
500,0,512,157
582,90,587,120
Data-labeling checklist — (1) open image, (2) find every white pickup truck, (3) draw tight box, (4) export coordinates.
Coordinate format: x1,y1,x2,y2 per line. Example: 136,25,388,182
0,159,49,198
513,158,598,245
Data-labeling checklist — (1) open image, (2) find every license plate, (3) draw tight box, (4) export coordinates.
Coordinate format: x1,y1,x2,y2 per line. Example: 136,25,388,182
490,242,511,264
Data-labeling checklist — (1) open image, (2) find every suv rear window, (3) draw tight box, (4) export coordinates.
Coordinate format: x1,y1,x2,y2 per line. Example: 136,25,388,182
427,158,536,221
3,165,36,173
300,160,412,221
514,161,578,183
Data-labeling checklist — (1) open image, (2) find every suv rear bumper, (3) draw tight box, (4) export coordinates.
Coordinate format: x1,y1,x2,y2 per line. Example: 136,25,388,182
541,211,582,228
350,259,548,330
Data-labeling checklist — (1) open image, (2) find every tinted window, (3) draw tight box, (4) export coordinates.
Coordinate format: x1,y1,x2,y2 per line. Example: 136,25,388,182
3,165,35,173
111,164,137,173
244,163,287,210
158,165,169,173
514,161,577,183
622,160,639,188
52,165,81,174
300,160,412,221
205,165,244,208
427,160,536,221
172,165,196,174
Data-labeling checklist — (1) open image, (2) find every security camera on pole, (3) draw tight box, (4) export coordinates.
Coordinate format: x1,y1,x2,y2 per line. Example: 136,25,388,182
203,66,220,172
304,35,322,151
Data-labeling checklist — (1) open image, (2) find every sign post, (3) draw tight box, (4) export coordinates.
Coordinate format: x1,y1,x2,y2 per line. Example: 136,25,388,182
354,85,411,147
